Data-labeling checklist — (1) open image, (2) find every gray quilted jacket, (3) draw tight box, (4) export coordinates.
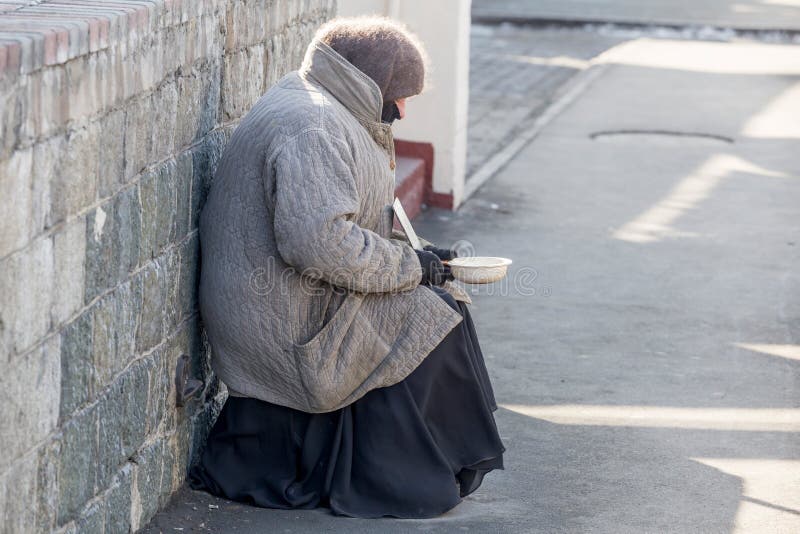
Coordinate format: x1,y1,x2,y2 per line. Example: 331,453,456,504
198,40,463,413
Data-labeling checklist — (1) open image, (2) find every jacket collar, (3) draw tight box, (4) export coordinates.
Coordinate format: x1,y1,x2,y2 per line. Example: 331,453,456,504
300,40,384,125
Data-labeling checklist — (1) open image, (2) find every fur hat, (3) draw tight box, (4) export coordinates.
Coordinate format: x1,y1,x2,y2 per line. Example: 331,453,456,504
312,16,429,103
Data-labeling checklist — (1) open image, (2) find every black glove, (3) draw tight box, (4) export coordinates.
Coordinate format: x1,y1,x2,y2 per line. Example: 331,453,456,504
423,244,458,262
414,249,453,286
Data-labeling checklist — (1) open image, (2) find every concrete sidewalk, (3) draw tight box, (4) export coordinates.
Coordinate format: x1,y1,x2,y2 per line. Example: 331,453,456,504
144,37,800,534
466,24,624,180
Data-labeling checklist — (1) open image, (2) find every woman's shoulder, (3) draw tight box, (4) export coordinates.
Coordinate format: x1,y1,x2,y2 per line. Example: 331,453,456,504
248,72,349,155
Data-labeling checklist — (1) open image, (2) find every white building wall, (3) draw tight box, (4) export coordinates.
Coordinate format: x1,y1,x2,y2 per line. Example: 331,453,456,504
336,0,472,208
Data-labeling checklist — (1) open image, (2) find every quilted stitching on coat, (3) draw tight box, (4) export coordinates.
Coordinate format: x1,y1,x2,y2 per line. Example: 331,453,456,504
198,40,463,413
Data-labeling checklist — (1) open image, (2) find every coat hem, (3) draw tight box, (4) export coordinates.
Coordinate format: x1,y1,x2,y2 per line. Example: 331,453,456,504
210,285,463,414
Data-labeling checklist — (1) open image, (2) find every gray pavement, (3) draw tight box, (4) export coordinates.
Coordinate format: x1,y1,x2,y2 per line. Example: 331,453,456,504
421,38,800,533
466,25,624,179
472,0,800,31
144,30,800,534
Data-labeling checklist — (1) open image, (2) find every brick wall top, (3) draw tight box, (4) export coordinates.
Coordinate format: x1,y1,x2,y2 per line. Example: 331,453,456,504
0,0,201,77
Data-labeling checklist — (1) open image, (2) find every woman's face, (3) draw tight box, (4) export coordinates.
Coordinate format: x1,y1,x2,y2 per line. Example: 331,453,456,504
396,98,406,120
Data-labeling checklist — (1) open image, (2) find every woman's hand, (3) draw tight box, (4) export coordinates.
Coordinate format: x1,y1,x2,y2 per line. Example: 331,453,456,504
423,244,458,262
415,249,454,286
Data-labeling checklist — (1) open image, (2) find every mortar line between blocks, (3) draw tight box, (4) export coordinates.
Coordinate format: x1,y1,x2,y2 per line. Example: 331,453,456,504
0,310,202,478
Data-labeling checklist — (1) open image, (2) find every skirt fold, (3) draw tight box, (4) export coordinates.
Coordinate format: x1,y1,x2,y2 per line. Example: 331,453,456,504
189,289,505,518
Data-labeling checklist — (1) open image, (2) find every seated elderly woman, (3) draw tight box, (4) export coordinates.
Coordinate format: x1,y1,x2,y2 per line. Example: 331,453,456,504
188,17,505,518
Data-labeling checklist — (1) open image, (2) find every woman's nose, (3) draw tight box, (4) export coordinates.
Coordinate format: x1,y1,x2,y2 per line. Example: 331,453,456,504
396,98,406,120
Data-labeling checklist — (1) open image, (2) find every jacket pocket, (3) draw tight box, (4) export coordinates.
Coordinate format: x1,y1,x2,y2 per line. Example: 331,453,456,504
291,292,365,412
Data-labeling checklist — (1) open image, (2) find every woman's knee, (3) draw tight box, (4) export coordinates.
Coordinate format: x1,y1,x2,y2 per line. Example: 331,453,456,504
428,285,460,313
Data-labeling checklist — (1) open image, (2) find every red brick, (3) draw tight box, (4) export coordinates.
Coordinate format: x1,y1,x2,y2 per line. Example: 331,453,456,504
0,38,20,74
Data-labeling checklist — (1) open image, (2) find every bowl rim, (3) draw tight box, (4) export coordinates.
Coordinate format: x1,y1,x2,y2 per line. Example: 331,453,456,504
447,256,513,268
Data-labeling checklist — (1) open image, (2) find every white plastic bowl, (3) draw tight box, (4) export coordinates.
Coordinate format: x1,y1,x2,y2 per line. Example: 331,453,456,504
446,256,512,284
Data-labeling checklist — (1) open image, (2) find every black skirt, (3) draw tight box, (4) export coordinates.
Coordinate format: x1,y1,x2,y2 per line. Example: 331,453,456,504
188,286,505,518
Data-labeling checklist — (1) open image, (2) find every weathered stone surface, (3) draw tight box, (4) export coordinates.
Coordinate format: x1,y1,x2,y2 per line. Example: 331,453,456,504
136,261,166,354
139,158,179,265
159,329,186,434
83,201,114,303
162,248,182,336
0,237,54,358
175,60,221,148
268,0,292,35
266,25,316,87
138,31,166,94
74,499,105,534
22,66,68,143
151,81,178,162
104,464,133,534
96,359,150,491
200,61,223,135
146,348,168,435
189,148,209,230
0,336,60,468
33,136,61,229
57,404,98,525
0,343,58,523
191,10,224,62
60,312,94,421
0,147,34,258
205,370,222,402
50,123,100,225
175,69,201,149
156,160,177,251
194,323,213,386
116,39,139,105
161,430,181,499
0,83,22,161
97,109,126,197
0,453,38,534
84,188,142,303
39,65,69,142
131,439,165,529
52,216,86,327
178,233,200,321
158,434,176,508
124,93,154,181
222,44,266,121
92,292,119,391
190,397,223,468
174,151,194,242
138,167,159,265
169,416,192,491
54,522,79,534
114,186,142,281
92,277,142,390
66,55,100,122
19,70,42,143
95,49,121,116
35,436,61,534
190,128,230,227
27,145,53,240
226,0,269,51
161,25,186,81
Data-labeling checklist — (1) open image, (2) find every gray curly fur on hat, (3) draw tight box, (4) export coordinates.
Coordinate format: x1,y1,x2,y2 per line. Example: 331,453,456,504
312,16,429,103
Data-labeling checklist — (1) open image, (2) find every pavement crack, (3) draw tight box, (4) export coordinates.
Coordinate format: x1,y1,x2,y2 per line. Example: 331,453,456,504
589,129,734,144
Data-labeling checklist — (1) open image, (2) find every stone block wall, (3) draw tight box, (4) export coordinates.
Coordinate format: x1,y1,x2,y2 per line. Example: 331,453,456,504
0,1,336,532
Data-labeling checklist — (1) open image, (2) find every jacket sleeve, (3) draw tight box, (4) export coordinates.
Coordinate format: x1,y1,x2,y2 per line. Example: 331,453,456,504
272,128,423,293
